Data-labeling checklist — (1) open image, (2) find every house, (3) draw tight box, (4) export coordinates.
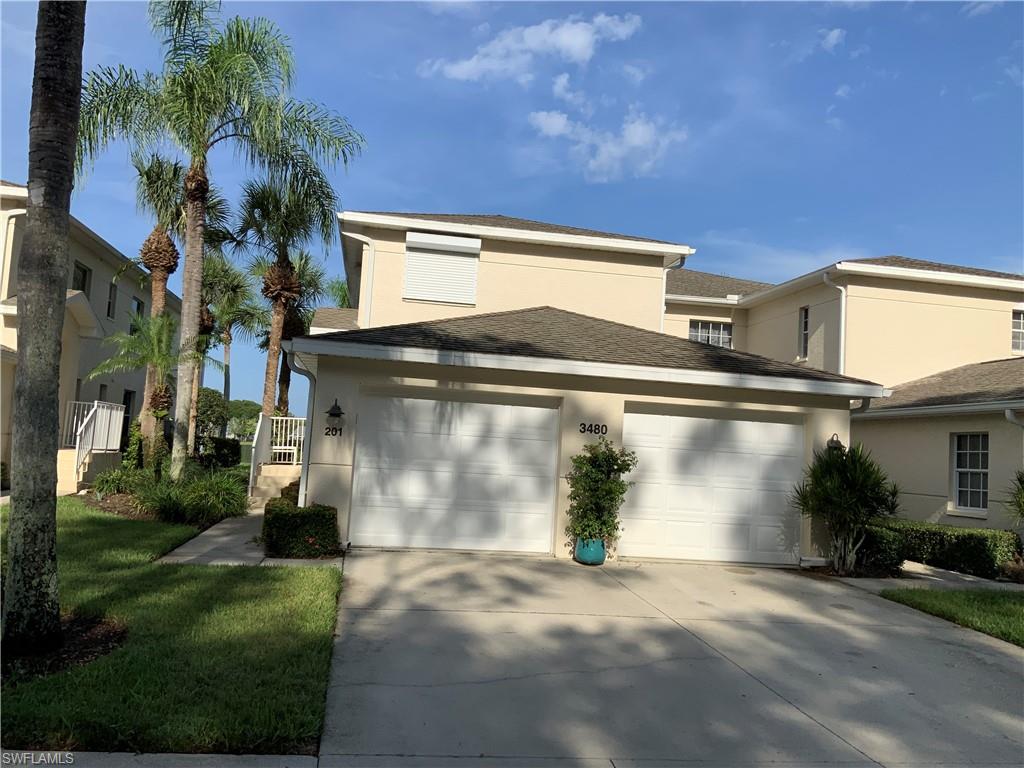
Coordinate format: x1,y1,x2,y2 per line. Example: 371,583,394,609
0,180,182,493
272,211,886,565
661,253,1024,531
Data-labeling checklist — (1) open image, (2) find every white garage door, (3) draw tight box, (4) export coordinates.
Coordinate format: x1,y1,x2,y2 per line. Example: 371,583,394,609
619,412,804,564
351,396,558,553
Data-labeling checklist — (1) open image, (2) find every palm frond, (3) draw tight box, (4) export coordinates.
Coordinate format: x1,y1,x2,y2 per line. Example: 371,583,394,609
78,66,165,176
325,277,350,308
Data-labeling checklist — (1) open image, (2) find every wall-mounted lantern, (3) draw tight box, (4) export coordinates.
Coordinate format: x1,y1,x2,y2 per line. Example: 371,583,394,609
325,399,345,433
826,432,845,453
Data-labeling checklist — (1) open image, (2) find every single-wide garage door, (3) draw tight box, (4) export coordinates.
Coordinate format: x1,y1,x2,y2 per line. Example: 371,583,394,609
619,412,804,564
351,396,558,553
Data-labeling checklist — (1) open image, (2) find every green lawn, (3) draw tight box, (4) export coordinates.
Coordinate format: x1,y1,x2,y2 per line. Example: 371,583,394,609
880,588,1024,648
1,498,342,754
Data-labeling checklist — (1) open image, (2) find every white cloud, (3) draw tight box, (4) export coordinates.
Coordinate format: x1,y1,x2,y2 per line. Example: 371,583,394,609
849,44,871,60
961,2,1001,18
552,73,592,115
696,231,870,283
835,84,852,98
826,116,843,130
1006,64,1023,88
622,63,650,84
527,106,686,183
820,28,847,54
939,85,948,97
420,13,642,83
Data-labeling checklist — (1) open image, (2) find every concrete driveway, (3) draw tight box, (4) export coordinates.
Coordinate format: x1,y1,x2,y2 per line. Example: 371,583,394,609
320,551,1024,767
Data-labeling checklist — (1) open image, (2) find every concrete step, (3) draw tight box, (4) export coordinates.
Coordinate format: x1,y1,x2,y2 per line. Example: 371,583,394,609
254,474,297,493
258,464,302,479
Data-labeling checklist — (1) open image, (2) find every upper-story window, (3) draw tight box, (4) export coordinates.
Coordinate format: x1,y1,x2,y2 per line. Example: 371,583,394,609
952,432,988,512
403,231,481,305
71,261,91,298
689,320,733,349
129,296,145,334
1013,309,1024,353
106,282,118,319
797,306,810,359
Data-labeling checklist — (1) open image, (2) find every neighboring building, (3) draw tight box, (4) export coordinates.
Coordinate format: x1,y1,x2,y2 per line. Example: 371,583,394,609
309,307,358,335
0,180,182,492
272,212,885,566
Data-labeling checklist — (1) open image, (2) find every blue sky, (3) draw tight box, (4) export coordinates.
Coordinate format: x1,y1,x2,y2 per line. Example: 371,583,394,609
2,1,1022,409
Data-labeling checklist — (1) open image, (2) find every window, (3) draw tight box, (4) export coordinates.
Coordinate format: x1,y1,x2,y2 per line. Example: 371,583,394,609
798,306,810,359
106,282,117,319
75,378,82,401
953,433,988,511
71,261,91,297
1013,310,1024,353
403,231,481,305
689,320,734,348
98,383,108,402
130,296,145,334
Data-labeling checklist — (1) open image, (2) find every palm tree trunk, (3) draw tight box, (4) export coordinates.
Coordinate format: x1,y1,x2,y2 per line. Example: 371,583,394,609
276,353,291,415
262,299,286,416
187,362,200,455
140,269,168,445
170,165,208,479
220,329,231,438
3,0,86,653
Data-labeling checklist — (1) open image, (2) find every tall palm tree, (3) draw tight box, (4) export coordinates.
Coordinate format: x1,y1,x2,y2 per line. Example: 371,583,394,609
235,177,337,415
78,0,362,478
205,255,267,433
252,251,325,414
3,0,87,652
325,277,350,308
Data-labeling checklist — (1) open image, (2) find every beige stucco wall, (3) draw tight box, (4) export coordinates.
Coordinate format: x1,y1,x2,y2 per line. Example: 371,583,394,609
844,276,1024,387
302,354,853,561
349,225,666,332
662,302,749,350
746,283,842,373
852,412,1024,531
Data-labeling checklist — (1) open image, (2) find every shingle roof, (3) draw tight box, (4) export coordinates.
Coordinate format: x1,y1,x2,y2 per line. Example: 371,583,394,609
867,357,1024,412
665,268,771,298
848,255,1022,281
347,212,682,247
302,306,877,386
311,307,358,331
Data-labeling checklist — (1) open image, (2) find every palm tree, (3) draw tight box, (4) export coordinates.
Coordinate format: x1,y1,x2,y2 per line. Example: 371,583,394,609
252,251,325,414
325,277,350,308
78,0,362,478
235,177,337,415
4,0,87,653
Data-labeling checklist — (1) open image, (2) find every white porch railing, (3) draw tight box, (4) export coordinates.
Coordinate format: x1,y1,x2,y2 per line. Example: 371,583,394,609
62,400,96,448
74,401,125,473
270,416,305,465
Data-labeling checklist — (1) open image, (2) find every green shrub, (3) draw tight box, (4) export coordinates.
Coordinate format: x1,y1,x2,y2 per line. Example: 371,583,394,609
858,523,906,577
263,498,340,558
565,437,639,545
134,468,247,528
198,436,241,468
93,466,148,498
1004,469,1024,528
281,480,300,506
134,477,188,523
123,421,144,470
873,517,1021,579
790,442,898,576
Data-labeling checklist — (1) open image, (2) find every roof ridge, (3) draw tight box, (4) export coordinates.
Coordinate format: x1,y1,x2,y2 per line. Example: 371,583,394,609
888,356,1024,389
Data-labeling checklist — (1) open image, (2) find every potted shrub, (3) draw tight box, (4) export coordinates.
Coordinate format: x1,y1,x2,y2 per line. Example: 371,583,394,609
565,437,638,565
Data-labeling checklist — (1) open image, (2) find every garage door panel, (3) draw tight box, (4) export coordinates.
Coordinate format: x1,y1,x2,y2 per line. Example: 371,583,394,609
621,412,803,564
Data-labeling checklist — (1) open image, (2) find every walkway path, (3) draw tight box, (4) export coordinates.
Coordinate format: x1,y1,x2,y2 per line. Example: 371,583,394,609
839,559,1023,594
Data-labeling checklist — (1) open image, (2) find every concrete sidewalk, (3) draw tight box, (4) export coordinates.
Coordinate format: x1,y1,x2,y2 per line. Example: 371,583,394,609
839,559,1024,594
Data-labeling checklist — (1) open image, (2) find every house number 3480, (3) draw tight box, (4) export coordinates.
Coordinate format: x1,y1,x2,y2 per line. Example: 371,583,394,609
579,422,608,435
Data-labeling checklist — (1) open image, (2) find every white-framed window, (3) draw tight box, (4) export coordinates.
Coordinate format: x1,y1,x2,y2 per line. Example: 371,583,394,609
403,231,481,305
797,306,809,359
129,296,144,334
952,432,988,511
1013,309,1023,353
689,320,734,349
106,282,117,319
71,261,91,298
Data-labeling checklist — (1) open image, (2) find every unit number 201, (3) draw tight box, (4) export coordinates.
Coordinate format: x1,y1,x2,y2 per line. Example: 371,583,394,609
579,422,608,435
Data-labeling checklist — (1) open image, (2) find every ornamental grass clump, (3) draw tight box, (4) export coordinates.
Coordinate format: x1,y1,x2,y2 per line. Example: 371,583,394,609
565,437,638,546
790,442,899,576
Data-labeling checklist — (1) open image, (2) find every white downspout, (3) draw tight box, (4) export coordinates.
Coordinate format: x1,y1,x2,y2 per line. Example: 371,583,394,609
288,347,316,507
1006,409,1024,428
823,271,846,375
346,232,376,329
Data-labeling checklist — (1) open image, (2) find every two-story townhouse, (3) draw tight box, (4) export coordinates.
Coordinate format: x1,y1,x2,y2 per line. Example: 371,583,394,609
279,211,884,565
1,180,182,492
662,255,1024,531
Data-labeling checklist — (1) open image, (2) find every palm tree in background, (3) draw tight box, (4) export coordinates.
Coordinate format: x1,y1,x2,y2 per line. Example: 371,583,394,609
78,0,362,478
235,177,337,415
4,0,87,652
325,277,350,308
252,251,325,414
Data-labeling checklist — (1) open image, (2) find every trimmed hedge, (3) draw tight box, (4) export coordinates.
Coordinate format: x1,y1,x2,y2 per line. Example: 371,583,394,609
858,524,905,577
870,517,1021,579
281,480,300,506
263,498,341,559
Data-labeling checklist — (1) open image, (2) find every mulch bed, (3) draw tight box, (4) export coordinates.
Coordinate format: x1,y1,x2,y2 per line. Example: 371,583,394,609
79,492,155,520
2,613,128,684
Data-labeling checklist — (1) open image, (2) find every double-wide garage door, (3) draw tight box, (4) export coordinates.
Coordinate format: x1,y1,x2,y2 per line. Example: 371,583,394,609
619,412,804,564
350,396,559,553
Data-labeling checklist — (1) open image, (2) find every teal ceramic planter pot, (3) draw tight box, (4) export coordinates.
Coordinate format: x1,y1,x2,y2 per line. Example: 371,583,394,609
575,537,606,565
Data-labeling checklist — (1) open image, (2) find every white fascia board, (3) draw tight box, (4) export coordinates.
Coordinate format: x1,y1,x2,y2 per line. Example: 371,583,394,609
852,399,1024,420
738,268,832,307
665,294,739,306
406,231,481,254
833,261,1024,292
0,184,28,199
340,211,695,259
289,337,887,399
